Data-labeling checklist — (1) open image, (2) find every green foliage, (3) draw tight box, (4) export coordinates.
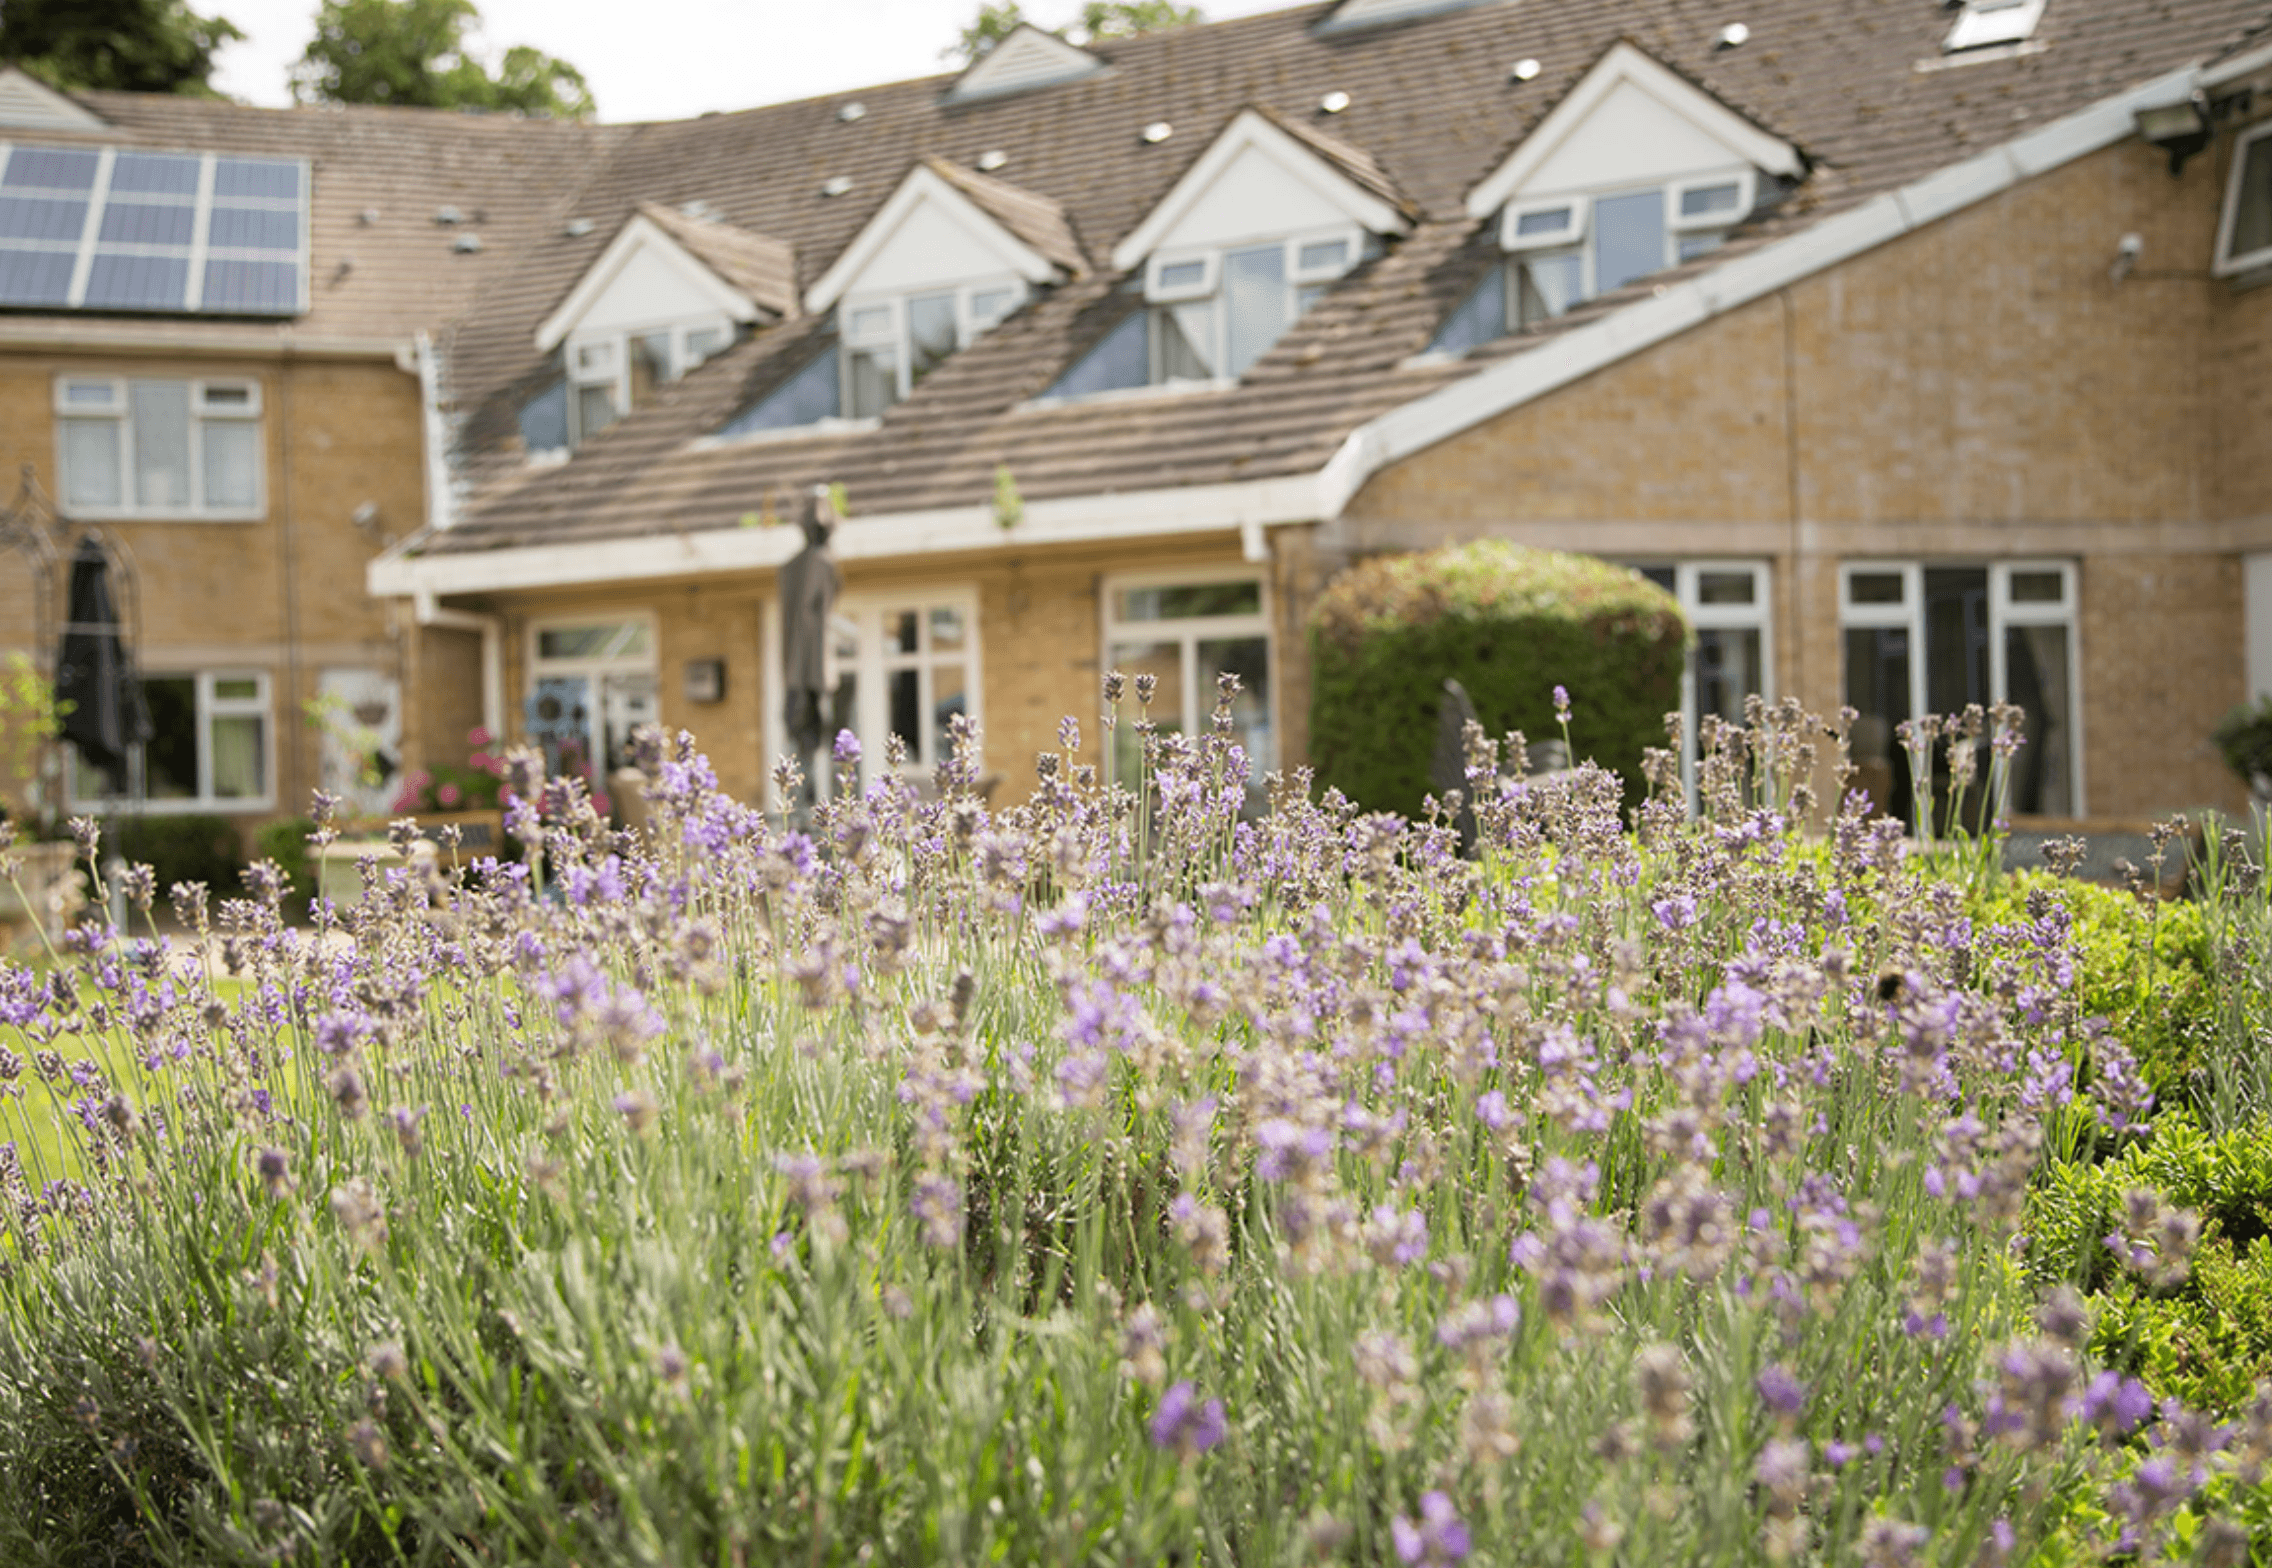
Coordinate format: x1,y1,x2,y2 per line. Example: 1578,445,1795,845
945,0,1202,63
253,817,313,908
106,814,242,901
1306,541,1686,817
0,0,242,95
1972,871,2218,1110
293,0,594,118
2212,694,2272,791
947,0,1027,61
2029,1115,2272,1413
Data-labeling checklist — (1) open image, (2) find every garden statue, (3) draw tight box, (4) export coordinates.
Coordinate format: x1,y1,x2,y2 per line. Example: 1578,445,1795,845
779,484,842,823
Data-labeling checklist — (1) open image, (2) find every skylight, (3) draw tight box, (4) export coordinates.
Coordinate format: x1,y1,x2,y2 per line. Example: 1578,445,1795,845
1943,0,2046,52
0,142,308,316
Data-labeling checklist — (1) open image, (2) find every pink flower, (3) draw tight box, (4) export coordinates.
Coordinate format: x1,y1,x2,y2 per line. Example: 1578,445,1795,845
467,726,493,747
437,782,462,808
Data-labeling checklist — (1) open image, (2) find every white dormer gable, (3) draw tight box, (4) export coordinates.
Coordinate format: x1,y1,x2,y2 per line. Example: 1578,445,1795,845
806,162,1067,315
1110,109,1411,273
1464,43,1801,219
536,211,772,354
0,67,107,132
1313,0,1498,35
945,25,1107,105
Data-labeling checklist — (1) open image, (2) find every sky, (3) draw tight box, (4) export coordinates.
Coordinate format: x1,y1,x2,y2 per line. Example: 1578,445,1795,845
208,0,1301,122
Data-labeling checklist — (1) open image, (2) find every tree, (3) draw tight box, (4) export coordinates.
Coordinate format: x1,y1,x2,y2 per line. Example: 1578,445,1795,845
0,0,243,96
292,0,594,119
945,0,1201,64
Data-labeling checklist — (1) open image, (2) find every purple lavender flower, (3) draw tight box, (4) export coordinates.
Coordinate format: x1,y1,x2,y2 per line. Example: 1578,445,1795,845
1391,1492,1471,1566
1148,1380,1226,1456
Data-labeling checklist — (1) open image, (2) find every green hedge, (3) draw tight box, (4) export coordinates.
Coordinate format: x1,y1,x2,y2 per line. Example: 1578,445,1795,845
1307,541,1687,817
107,814,244,903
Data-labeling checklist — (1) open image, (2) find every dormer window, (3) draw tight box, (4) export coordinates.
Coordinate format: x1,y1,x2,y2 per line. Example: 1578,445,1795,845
1140,227,1360,383
566,321,736,444
841,282,1026,415
1943,0,2047,52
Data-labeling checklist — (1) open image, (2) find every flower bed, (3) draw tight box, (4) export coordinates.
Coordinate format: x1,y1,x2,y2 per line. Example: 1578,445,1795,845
1,698,2269,1566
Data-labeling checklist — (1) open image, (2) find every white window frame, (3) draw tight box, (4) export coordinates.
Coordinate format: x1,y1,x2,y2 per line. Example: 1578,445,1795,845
824,589,984,794
1837,560,2084,815
53,374,264,521
2214,119,2272,279
1499,195,1590,252
835,280,1028,412
1139,225,1361,385
1100,565,1276,776
1629,560,1774,799
67,668,274,813
526,612,660,781
1943,0,2047,52
563,317,735,447
1668,171,1757,232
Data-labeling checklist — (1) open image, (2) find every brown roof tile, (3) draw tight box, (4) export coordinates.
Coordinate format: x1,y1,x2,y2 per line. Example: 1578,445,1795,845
635,203,800,317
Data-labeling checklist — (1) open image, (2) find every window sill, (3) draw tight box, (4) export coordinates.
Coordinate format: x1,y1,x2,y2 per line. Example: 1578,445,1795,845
1021,375,1236,413
61,508,266,525
70,797,276,816
693,415,882,451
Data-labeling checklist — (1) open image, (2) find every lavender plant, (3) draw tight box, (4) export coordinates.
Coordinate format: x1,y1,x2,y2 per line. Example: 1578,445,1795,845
0,688,2266,1567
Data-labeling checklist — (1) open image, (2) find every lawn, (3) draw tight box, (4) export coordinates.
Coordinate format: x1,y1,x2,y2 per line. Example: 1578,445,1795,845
1,699,2268,1567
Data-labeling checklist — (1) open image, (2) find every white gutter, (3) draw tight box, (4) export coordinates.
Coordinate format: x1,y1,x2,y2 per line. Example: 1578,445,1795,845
368,469,1323,597
395,331,456,533
0,322,408,357
370,54,2221,604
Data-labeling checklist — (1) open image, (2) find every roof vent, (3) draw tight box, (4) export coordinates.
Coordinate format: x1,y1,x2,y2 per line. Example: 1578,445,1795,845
434,205,463,225
976,148,1009,171
679,198,722,221
838,101,867,122
820,175,854,197
1510,57,1542,81
452,232,483,254
1319,90,1351,114
1141,120,1173,144
358,207,380,226
1943,0,2046,51
1715,21,1750,47
563,217,594,237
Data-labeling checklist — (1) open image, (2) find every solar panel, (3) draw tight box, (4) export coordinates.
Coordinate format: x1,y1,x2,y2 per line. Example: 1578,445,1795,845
0,141,308,318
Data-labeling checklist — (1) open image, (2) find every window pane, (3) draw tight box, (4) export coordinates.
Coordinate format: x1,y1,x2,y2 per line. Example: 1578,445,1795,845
1516,253,1582,324
143,676,199,801
1637,566,1676,592
1223,243,1288,378
969,288,1016,328
1108,639,1186,777
1428,266,1507,355
527,674,592,779
1593,189,1667,295
684,326,729,365
723,347,839,435
209,714,264,799
1154,259,1207,293
888,668,921,761
1043,309,1147,401
538,623,641,660
2233,136,2272,261
1923,567,1990,714
2004,624,2073,816
1847,571,1905,605
929,606,965,652
63,380,115,407
1696,570,1756,605
1197,635,1272,774
884,610,918,656
1156,300,1216,380
1296,237,1350,273
574,341,613,377
129,380,191,509
519,378,569,453
213,677,260,701
202,418,259,509
1843,627,1910,818
931,664,967,761
908,292,958,384
576,384,616,443
201,384,253,408
599,672,658,773
847,345,897,417
1114,582,1261,621
1513,206,1574,238
60,419,121,510
2008,569,2065,604
846,304,892,341
1679,181,1742,218
1695,627,1763,728
630,331,670,406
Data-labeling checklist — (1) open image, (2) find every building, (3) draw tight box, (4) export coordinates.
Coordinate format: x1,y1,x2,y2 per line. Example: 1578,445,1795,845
11,0,2272,832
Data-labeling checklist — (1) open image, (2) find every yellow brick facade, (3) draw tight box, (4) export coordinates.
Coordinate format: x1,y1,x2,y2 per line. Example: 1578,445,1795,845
1339,138,2263,819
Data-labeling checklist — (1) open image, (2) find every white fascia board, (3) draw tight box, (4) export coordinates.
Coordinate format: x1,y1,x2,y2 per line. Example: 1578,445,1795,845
2205,40,2272,88
535,213,761,354
0,321,407,358
368,473,1329,599
1110,109,1410,273
805,164,1060,315
1465,43,1803,220
1377,60,2212,475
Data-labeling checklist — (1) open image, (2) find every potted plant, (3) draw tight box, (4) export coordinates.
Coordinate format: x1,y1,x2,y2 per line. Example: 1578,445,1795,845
391,727,511,855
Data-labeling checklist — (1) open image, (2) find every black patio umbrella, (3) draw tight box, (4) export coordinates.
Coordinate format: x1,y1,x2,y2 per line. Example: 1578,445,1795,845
55,538,150,796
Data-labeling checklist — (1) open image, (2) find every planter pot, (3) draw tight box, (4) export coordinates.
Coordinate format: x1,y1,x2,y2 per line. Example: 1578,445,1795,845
314,837,437,906
0,840,83,940
417,810,508,857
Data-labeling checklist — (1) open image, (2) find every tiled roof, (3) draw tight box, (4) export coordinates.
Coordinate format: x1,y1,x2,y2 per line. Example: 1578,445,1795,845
330,0,2272,555
635,202,799,317
922,157,1089,276
1,90,622,345
1254,103,1418,223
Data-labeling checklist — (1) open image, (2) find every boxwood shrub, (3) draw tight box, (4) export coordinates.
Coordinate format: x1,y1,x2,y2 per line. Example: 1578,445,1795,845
1307,541,1686,817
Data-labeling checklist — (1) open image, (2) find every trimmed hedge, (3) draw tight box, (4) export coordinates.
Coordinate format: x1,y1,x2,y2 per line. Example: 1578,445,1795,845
1307,541,1686,817
107,814,244,904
